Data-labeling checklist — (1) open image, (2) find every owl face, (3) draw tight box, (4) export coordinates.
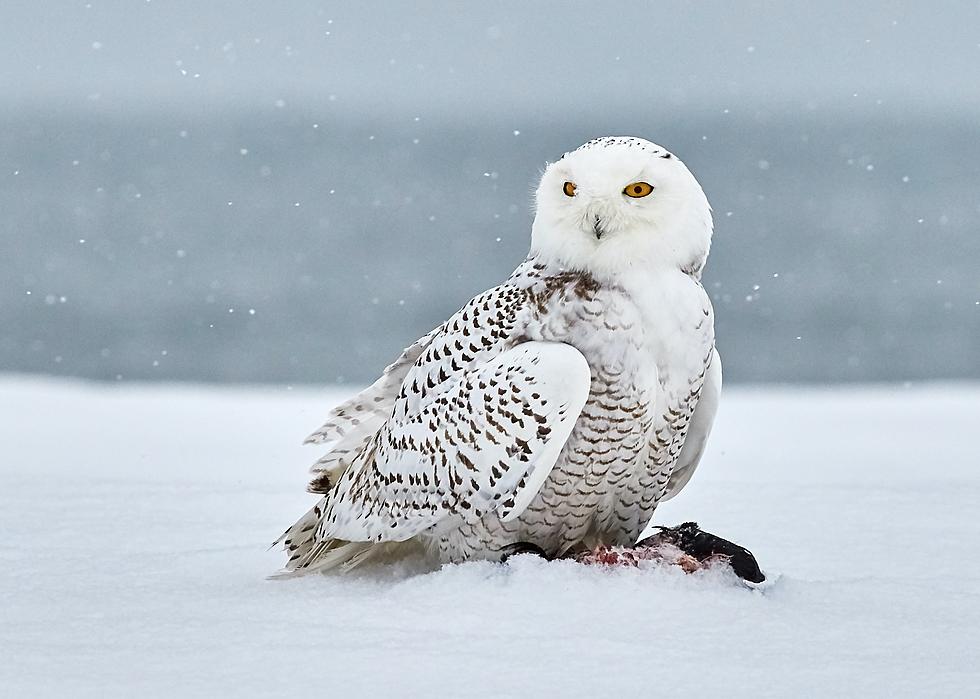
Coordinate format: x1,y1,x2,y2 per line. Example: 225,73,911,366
530,137,713,278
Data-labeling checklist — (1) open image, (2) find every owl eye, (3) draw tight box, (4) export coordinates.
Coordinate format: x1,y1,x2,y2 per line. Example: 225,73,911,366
562,181,577,197
623,182,654,198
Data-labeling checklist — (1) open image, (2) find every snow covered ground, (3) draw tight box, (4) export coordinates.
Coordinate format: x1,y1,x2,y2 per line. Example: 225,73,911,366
2,377,978,697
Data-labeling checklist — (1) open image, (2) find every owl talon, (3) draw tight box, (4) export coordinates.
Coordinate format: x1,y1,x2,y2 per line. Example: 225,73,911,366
641,521,765,583
499,542,550,563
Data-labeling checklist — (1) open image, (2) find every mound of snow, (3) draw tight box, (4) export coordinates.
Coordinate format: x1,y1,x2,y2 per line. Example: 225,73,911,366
1,378,978,696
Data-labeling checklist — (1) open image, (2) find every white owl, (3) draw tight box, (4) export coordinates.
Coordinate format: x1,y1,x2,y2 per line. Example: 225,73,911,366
276,136,746,577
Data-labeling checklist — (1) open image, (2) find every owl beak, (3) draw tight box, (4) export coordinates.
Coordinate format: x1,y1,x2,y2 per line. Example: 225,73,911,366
592,215,606,240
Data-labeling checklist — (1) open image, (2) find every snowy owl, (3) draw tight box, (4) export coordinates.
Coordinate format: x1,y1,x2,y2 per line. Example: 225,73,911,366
277,136,761,580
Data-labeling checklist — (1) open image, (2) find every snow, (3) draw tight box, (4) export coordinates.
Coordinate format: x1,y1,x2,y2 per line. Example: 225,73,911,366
2,377,979,697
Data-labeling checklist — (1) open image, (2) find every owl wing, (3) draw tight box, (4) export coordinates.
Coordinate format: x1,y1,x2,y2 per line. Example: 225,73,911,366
661,347,722,500
319,340,591,543
304,324,445,446
301,324,445,492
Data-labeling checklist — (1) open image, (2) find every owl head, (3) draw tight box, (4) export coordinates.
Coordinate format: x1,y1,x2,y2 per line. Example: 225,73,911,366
530,137,713,279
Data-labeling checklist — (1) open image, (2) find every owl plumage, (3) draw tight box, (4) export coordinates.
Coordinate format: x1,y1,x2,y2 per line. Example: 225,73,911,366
277,137,722,575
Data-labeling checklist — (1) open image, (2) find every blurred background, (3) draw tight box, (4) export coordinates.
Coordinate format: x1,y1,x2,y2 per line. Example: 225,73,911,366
1,0,977,386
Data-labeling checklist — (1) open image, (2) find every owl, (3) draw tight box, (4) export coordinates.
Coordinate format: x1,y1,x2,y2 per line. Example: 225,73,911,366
276,137,728,576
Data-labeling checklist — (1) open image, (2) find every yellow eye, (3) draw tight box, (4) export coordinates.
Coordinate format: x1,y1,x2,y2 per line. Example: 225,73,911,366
562,181,577,197
624,181,654,198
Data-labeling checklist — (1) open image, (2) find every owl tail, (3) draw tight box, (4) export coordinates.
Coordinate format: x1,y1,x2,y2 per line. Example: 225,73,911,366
270,502,414,578
271,500,354,577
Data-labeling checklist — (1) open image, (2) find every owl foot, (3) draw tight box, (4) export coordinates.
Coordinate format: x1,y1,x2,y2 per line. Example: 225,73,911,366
499,542,551,563
641,521,765,583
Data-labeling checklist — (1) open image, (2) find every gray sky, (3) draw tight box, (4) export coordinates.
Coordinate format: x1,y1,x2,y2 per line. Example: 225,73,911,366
3,1,979,114
2,2,977,385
